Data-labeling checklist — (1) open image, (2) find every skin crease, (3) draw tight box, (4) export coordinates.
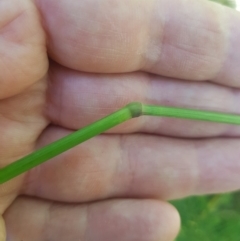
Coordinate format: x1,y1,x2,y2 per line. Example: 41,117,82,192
0,0,240,240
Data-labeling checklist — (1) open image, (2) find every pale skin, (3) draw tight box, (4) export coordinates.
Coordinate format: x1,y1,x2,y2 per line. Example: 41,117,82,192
0,0,240,240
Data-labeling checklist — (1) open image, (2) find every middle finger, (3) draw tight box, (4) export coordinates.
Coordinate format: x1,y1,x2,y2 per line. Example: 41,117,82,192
47,63,240,138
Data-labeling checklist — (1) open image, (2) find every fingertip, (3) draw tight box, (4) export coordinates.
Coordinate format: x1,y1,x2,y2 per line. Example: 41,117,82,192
87,199,181,241
149,200,181,241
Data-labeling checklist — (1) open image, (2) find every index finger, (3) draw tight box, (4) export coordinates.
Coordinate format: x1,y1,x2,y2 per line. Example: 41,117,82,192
36,0,240,86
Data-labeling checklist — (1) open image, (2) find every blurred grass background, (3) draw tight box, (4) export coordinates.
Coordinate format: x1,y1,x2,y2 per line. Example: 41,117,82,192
171,1,239,240
210,0,236,8
171,193,240,241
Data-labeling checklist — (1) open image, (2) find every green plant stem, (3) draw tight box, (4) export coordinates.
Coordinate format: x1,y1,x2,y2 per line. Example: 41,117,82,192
142,104,240,125
1,102,240,184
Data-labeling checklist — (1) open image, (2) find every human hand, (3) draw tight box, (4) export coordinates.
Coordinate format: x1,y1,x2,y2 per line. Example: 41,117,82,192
1,0,240,240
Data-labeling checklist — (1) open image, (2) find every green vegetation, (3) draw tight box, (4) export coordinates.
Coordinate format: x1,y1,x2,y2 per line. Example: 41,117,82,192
210,0,236,8
172,192,240,240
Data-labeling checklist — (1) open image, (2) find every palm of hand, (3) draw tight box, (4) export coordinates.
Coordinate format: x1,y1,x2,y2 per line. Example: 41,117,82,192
1,0,240,240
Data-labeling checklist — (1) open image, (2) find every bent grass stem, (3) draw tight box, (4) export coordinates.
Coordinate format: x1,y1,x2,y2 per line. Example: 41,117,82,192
1,102,240,184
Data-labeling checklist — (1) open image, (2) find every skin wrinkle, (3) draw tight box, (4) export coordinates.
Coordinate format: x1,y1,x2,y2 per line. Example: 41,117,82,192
167,40,220,60
117,135,137,196
66,38,126,55
214,9,240,86
165,138,195,199
51,202,87,240
120,135,152,198
141,0,166,72
141,0,165,71
0,106,44,127
0,194,19,216
144,9,170,75
46,69,61,127
44,201,55,241
145,0,228,80
71,7,127,45
2,8,42,44
73,26,118,39
182,14,223,35
0,11,26,37
126,137,144,197
58,72,64,129
182,1,226,35
170,45,216,77
47,202,78,240
207,4,230,82
193,138,240,194
21,165,39,197
0,57,14,93
0,0,27,29
229,87,240,114
103,14,119,34
1,17,35,47
120,136,200,199
32,164,45,199
101,0,149,67
184,140,200,197
82,204,90,241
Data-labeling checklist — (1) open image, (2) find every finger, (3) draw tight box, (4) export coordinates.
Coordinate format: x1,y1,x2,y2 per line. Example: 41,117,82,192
36,0,240,86
23,127,240,202
46,63,240,138
0,216,6,241
4,196,180,241
0,0,47,99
